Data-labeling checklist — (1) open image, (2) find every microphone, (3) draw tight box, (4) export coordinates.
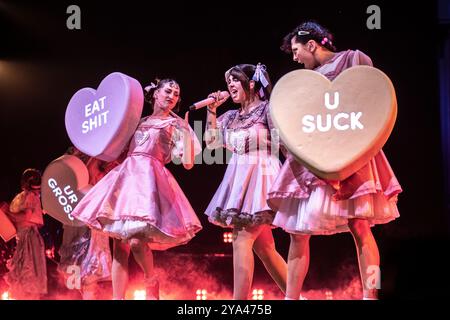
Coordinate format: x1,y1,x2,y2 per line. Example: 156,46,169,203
189,91,230,111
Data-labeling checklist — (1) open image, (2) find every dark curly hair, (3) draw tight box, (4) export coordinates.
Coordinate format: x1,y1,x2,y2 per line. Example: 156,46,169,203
281,21,337,53
144,78,181,113
224,64,272,100
21,168,41,191
65,146,90,164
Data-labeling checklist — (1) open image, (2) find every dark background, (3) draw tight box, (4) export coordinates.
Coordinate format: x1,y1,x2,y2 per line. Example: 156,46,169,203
1,0,449,299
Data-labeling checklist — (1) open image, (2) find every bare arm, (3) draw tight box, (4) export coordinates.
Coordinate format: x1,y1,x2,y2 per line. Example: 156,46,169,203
181,111,195,170
204,91,229,149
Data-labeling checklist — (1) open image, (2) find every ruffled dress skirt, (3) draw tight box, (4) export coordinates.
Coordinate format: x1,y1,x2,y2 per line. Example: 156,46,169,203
71,154,202,250
268,151,401,235
205,151,281,230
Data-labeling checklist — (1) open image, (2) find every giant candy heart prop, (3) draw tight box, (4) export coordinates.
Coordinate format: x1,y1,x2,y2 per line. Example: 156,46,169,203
41,155,92,226
0,204,16,242
270,66,397,180
65,72,144,161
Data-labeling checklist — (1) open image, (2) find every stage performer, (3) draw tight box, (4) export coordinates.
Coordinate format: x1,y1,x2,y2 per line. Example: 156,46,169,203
268,21,402,300
204,63,287,299
4,168,48,299
70,78,202,300
57,146,123,300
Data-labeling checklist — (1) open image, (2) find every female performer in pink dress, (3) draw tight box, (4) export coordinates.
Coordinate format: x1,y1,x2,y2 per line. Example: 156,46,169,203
4,169,47,299
205,64,287,299
70,78,202,300
268,21,402,300
58,147,122,300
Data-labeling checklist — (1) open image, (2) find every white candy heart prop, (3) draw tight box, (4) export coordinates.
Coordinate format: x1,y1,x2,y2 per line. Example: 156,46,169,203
41,155,92,226
0,204,16,242
270,66,397,180
65,72,144,161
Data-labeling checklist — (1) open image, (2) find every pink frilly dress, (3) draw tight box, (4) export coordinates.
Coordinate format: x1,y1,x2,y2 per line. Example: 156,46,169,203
70,115,202,250
58,226,106,286
205,101,282,229
268,50,402,235
57,157,120,287
4,190,48,299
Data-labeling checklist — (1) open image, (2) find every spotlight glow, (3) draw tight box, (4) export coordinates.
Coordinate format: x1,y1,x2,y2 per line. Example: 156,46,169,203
196,289,207,300
252,289,264,300
133,289,146,300
223,232,232,243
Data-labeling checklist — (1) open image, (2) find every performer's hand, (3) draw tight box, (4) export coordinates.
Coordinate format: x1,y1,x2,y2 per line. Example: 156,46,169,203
207,90,228,111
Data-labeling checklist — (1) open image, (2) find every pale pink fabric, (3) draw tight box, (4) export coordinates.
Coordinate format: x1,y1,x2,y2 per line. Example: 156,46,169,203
5,191,47,299
5,226,48,299
71,116,202,250
268,50,402,235
205,101,281,229
9,191,44,227
57,156,118,287
81,229,112,284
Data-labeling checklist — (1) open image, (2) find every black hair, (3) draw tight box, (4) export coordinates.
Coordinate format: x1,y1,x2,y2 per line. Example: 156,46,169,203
21,168,41,191
144,78,181,113
65,146,90,164
225,64,272,100
281,21,337,53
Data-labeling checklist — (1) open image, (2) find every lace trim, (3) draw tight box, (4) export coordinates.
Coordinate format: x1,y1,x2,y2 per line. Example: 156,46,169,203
208,208,274,230
225,101,268,130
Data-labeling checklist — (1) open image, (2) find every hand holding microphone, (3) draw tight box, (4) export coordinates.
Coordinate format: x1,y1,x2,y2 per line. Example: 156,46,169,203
189,91,230,111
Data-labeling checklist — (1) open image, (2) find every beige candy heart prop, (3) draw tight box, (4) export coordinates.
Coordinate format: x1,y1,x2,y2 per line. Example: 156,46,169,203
41,155,92,226
0,205,16,242
270,66,397,180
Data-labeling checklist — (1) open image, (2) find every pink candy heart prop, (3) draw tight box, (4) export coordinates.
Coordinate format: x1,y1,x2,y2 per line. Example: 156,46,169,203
270,66,397,180
65,72,144,161
41,155,92,226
